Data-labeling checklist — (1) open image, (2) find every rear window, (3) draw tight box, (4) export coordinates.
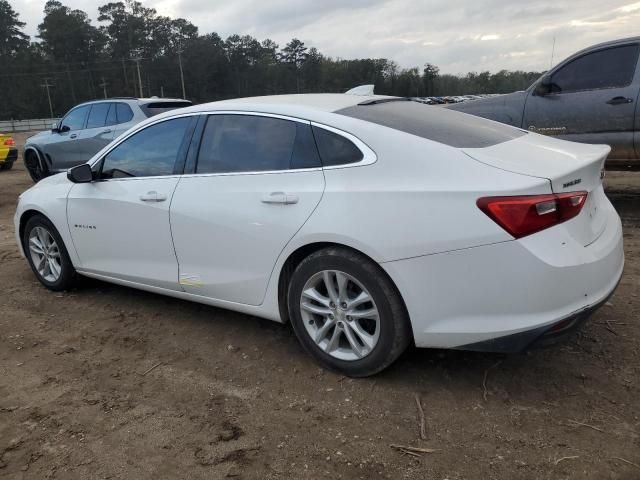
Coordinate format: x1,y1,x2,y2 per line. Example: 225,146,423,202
312,126,363,166
336,100,526,148
116,103,134,123
141,101,192,118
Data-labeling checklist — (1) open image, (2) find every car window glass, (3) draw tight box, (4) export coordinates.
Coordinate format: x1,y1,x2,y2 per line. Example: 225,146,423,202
105,103,117,126
116,103,134,124
61,106,89,131
100,117,190,179
312,126,363,166
337,101,525,148
551,44,639,93
86,103,110,129
196,115,320,173
291,123,322,169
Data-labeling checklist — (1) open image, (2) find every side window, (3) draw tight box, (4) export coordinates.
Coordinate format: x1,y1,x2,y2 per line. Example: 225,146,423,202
61,106,90,131
196,115,321,174
551,44,639,93
86,103,110,129
116,103,134,124
100,117,191,179
105,103,117,126
312,126,363,166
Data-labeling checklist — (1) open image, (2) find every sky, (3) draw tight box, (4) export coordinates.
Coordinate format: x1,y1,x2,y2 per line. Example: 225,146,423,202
12,0,640,74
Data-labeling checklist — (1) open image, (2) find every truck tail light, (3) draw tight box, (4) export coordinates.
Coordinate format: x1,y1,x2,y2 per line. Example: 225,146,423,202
477,191,588,238
3,138,15,146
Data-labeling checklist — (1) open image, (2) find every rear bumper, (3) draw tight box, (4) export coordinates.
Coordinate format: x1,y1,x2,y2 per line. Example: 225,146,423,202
0,147,17,163
454,278,618,353
382,199,624,351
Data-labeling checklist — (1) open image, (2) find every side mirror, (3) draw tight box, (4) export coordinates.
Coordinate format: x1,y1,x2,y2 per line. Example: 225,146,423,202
59,125,71,133
67,163,94,183
535,75,553,96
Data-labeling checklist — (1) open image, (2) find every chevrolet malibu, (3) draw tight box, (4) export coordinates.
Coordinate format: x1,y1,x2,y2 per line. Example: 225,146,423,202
14,94,624,376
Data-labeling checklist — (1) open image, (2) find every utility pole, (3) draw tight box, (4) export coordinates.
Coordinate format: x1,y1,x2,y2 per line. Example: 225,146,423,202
99,77,108,99
133,57,144,98
122,57,129,93
160,85,164,97
40,78,54,119
178,51,186,99
550,36,556,69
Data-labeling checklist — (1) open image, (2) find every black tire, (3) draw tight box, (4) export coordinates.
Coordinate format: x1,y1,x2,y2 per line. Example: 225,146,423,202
22,214,76,291
287,247,411,377
0,161,13,170
24,150,48,182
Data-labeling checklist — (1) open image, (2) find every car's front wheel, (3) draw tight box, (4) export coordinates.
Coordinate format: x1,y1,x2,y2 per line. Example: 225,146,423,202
24,150,48,182
287,247,411,377
23,215,76,291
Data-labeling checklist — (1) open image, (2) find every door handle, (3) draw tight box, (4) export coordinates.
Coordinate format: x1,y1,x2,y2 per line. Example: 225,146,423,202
261,192,299,205
606,96,633,105
70,133,77,139
101,129,112,135
139,191,167,202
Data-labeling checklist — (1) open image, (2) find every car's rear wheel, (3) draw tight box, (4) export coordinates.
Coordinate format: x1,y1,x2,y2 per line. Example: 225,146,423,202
23,215,76,291
0,161,13,170
24,150,48,182
287,247,411,377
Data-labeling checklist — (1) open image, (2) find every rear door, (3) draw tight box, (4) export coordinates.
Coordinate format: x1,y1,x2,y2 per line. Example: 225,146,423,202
523,42,640,159
170,113,325,305
111,102,137,140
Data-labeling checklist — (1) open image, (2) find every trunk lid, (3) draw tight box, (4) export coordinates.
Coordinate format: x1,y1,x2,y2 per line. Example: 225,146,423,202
463,133,610,246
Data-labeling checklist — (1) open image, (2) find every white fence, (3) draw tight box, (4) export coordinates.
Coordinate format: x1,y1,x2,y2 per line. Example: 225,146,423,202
0,118,60,133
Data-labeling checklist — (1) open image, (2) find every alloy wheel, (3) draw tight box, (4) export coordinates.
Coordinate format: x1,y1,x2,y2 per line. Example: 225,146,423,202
28,226,62,283
300,270,380,361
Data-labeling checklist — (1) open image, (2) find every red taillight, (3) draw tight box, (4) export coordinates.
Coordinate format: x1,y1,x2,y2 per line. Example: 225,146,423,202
3,138,15,146
477,191,588,238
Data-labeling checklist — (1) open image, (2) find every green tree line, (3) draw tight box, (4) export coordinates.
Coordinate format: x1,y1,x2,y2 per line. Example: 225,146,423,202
0,0,543,120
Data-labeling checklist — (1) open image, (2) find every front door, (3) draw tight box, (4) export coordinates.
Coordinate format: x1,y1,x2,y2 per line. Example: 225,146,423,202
170,113,326,305
67,116,196,290
46,104,91,169
523,42,640,159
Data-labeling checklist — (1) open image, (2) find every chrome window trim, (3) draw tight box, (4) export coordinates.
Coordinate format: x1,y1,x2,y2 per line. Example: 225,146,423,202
88,110,377,181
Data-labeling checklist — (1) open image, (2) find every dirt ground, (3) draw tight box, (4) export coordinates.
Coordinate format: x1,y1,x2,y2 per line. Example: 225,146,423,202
1,132,639,480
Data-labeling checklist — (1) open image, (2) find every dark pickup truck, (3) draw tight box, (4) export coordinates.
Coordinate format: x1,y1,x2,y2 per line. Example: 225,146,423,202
447,37,640,160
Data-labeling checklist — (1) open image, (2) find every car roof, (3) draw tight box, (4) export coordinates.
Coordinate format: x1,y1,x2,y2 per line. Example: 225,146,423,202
75,97,190,107
207,94,396,112
570,36,640,57
162,94,396,118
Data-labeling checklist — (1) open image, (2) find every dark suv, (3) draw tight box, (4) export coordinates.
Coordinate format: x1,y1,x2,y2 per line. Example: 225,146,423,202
24,97,192,182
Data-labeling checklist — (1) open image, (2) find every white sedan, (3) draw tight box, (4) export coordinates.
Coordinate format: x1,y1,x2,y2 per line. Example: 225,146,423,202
14,94,624,376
